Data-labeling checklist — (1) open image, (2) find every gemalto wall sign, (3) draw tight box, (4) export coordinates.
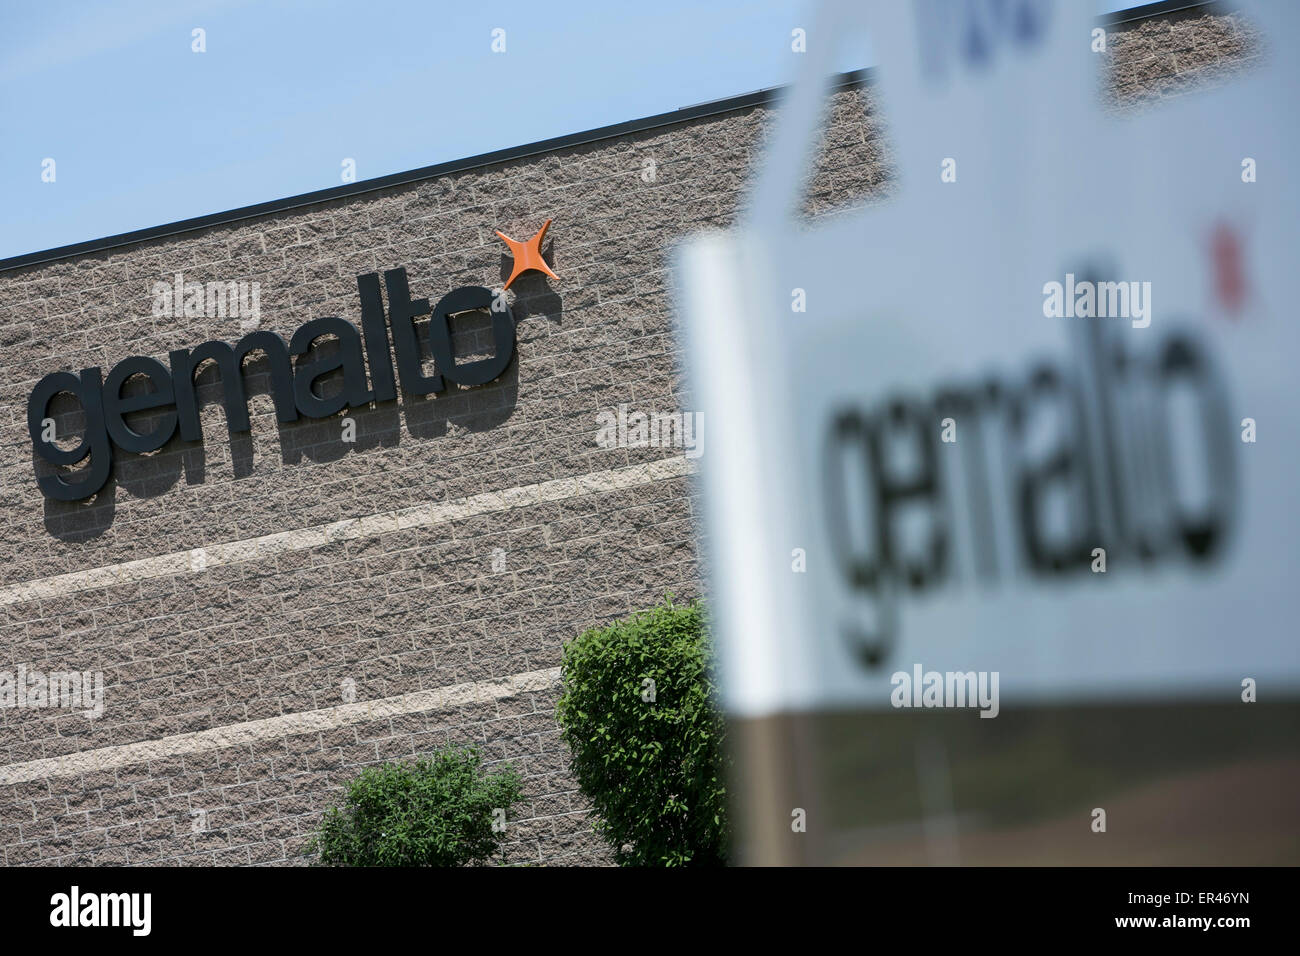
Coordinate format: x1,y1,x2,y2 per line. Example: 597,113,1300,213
27,220,559,502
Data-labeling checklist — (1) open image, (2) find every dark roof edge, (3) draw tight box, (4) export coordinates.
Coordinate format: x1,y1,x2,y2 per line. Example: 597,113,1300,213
1104,0,1220,26
0,0,1218,275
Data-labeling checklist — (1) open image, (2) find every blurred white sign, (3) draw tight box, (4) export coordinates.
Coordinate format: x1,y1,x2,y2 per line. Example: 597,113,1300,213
675,0,1300,717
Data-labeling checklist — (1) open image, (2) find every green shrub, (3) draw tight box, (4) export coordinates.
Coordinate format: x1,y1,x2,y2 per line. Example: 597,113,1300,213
556,596,730,866
310,746,523,866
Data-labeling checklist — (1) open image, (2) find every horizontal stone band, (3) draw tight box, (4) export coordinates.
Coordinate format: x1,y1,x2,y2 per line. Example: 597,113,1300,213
0,455,695,608
0,666,562,784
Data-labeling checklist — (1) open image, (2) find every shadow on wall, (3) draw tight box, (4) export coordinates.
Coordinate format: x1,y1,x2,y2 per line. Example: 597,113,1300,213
38,287,562,541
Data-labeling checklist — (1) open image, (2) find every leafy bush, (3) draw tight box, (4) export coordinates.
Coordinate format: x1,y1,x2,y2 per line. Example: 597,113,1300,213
311,746,523,866
556,596,730,866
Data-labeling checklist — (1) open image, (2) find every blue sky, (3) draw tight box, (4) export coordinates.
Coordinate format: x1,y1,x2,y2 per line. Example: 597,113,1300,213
1,0,1141,260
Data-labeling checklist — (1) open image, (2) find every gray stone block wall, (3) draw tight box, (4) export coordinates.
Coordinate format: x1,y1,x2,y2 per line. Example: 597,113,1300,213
0,5,1257,866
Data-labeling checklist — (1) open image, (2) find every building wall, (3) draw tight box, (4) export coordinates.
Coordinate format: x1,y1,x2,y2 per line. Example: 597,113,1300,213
0,5,1256,865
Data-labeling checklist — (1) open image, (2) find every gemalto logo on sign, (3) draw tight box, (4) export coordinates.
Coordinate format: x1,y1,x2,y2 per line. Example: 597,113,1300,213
28,220,559,501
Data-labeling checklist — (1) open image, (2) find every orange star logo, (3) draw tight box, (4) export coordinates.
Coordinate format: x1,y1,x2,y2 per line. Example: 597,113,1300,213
496,218,559,290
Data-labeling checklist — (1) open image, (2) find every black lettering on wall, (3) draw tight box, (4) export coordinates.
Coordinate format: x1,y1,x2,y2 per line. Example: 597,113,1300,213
427,286,516,387
28,368,112,502
30,263,519,501
102,356,178,454
170,331,298,440
289,316,372,418
356,272,397,403
384,268,442,395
